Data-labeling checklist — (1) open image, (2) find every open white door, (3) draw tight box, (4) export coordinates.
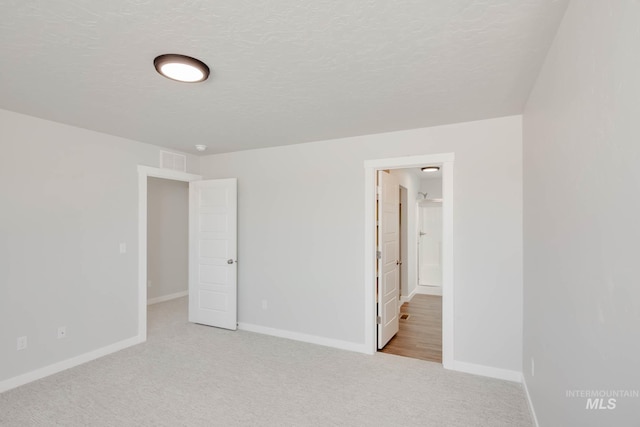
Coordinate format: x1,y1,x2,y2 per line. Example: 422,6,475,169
377,171,400,349
189,179,237,330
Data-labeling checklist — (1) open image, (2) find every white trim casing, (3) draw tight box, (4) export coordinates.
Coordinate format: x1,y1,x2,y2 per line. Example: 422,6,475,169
449,361,523,383
400,287,418,304
441,159,454,370
147,290,189,306
139,165,201,181
414,285,443,296
0,336,143,393
238,323,369,354
522,376,540,427
364,153,455,369
137,165,202,341
364,166,377,355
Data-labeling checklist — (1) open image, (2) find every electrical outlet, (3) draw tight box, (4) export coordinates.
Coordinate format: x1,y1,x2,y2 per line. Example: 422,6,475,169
57,326,67,339
119,243,127,254
17,336,27,351
531,357,535,377
261,300,268,310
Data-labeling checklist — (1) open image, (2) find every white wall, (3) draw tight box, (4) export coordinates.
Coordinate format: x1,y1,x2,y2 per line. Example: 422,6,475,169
523,1,640,425
389,169,420,298
147,177,188,302
200,115,523,372
420,177,443,199
0,109,198,385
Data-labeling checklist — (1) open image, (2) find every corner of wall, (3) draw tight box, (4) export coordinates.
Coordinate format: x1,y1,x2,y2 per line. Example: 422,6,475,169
521,374,540,427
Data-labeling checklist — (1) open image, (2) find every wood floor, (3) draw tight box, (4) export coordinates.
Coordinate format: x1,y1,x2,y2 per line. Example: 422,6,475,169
379,294,442,363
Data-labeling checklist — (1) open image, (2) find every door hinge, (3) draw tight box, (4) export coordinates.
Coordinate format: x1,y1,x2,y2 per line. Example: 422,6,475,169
376,316,381,324
376,250,382,260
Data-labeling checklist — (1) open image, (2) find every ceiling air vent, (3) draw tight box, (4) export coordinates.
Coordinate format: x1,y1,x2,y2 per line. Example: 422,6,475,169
160,151,186,172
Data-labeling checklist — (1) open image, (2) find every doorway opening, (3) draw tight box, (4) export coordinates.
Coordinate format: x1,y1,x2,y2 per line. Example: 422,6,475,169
380,170,443,362
146,176,190,334
146,177,189,305
136,166,202,341
363,153,454,369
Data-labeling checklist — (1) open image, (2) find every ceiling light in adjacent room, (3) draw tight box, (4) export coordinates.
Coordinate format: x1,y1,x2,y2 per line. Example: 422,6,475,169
421,166,440,172
154,54,210,83
195,144,207,152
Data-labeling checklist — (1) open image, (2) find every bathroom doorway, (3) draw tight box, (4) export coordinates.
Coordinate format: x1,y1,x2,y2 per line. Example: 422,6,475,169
371,159,449,364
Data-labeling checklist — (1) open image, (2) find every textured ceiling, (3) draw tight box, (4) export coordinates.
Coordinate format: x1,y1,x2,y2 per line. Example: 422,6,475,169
0,0,568,155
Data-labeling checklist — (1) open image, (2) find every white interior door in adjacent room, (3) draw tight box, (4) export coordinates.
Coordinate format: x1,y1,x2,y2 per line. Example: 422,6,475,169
418,201,443,287
189,179,238,330
377,171,400,349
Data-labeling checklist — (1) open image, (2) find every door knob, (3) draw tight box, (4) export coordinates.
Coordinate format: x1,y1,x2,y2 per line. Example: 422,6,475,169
227,259,236,264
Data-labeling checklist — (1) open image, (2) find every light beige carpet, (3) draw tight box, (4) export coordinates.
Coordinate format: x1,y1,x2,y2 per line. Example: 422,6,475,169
0,297,533,426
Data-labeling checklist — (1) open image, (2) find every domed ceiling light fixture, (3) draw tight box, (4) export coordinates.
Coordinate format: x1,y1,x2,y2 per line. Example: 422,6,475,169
154,54,210,83
421,166,440,173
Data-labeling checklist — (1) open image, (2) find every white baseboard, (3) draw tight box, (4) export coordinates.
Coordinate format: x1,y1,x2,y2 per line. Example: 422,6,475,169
400,288,418,304
0,335,144,393
449,360,522,383
415,285,443,296
522,375,540,427
238,322,369,354
147,290,188,305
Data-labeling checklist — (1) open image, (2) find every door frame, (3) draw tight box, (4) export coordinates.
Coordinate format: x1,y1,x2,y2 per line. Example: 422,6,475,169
137,166,202,340
398,185,409,301
364,153,454,368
